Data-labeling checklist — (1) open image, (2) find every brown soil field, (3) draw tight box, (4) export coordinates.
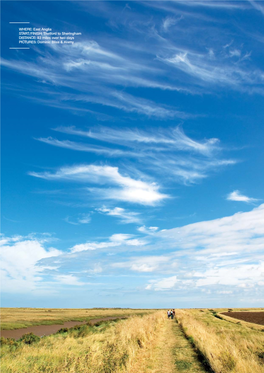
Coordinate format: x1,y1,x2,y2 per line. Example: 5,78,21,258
221,311,264,325
0,316,127,340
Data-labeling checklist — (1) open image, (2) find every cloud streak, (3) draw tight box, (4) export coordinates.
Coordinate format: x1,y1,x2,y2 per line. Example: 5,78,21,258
2,2,263,126
29,164,168,205
97,207,141,224
54,125,219,156
51,125,236,185
158,47,260,89
70,233,146,253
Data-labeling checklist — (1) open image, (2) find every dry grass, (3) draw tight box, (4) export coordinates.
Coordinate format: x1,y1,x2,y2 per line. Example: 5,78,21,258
1,311,165,373
2,307,263,373
126,314,175,373
130,317,209,373
175,308,264,373
0,308,153,330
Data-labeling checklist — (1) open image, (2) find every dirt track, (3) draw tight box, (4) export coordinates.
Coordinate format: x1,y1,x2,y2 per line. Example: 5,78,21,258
221,312,264,326
0,316,127,340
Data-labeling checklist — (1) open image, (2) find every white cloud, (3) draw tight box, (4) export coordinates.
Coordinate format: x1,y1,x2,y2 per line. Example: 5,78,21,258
158,203,264,254
38,123,221,163
162,16,183,32
97,206,141,224
29,164,168,205
78,215,91,224
65,214,91,225
70,233,146,253
138,226,159,234
51,126,235,185
1,37,189,119
111,91,186,119
229,49,241,58
131,264,156,272
0,235,62,293
193,263,264,287
36,137,126,156
54,274,85,286
227,190,258,203
134,204,264,291
87,264,103,274
70,241,116,253
113,255,171,273
55,91,186,119
158,46,261,89
110,233,133,242
146,276,178,291
54,126,219,156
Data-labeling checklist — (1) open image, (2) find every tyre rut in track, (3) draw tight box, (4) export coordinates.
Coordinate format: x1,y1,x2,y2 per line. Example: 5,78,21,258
132,318,211,373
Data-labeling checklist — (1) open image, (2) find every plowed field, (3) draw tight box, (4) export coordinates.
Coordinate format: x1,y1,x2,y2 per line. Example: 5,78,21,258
221,311,264,325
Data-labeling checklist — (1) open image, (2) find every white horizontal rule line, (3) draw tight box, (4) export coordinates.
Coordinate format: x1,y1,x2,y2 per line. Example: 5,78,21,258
9,22,30,24
9,47,30,49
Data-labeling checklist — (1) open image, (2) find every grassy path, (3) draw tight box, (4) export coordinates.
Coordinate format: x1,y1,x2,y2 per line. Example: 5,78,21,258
172,320,209,373
129,318,209,373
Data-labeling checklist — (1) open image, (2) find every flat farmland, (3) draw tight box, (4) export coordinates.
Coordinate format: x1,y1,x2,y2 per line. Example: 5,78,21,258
0,308,152,330
1,308,264,373
221,311,264,326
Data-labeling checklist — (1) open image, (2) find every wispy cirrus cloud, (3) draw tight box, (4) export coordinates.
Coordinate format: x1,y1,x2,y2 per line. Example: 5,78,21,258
227,190,258,203
29,164,168,206
157,48,258,88
174,1,246,9
0,36,189,119
36,137,137,157
248,0,264,15
33,125,234,210
162,16,183,32
2,2,263,127
62,90,187,119
2,0,264,133
54,125,219,156
50,125,236,185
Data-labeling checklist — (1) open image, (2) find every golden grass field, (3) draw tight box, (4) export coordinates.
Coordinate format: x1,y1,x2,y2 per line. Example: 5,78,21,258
1,308,264,373
1,311,164,373
0,308,152,330
175,308,264,373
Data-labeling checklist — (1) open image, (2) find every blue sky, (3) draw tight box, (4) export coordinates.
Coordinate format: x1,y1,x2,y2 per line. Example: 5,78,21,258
1,0,264,308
